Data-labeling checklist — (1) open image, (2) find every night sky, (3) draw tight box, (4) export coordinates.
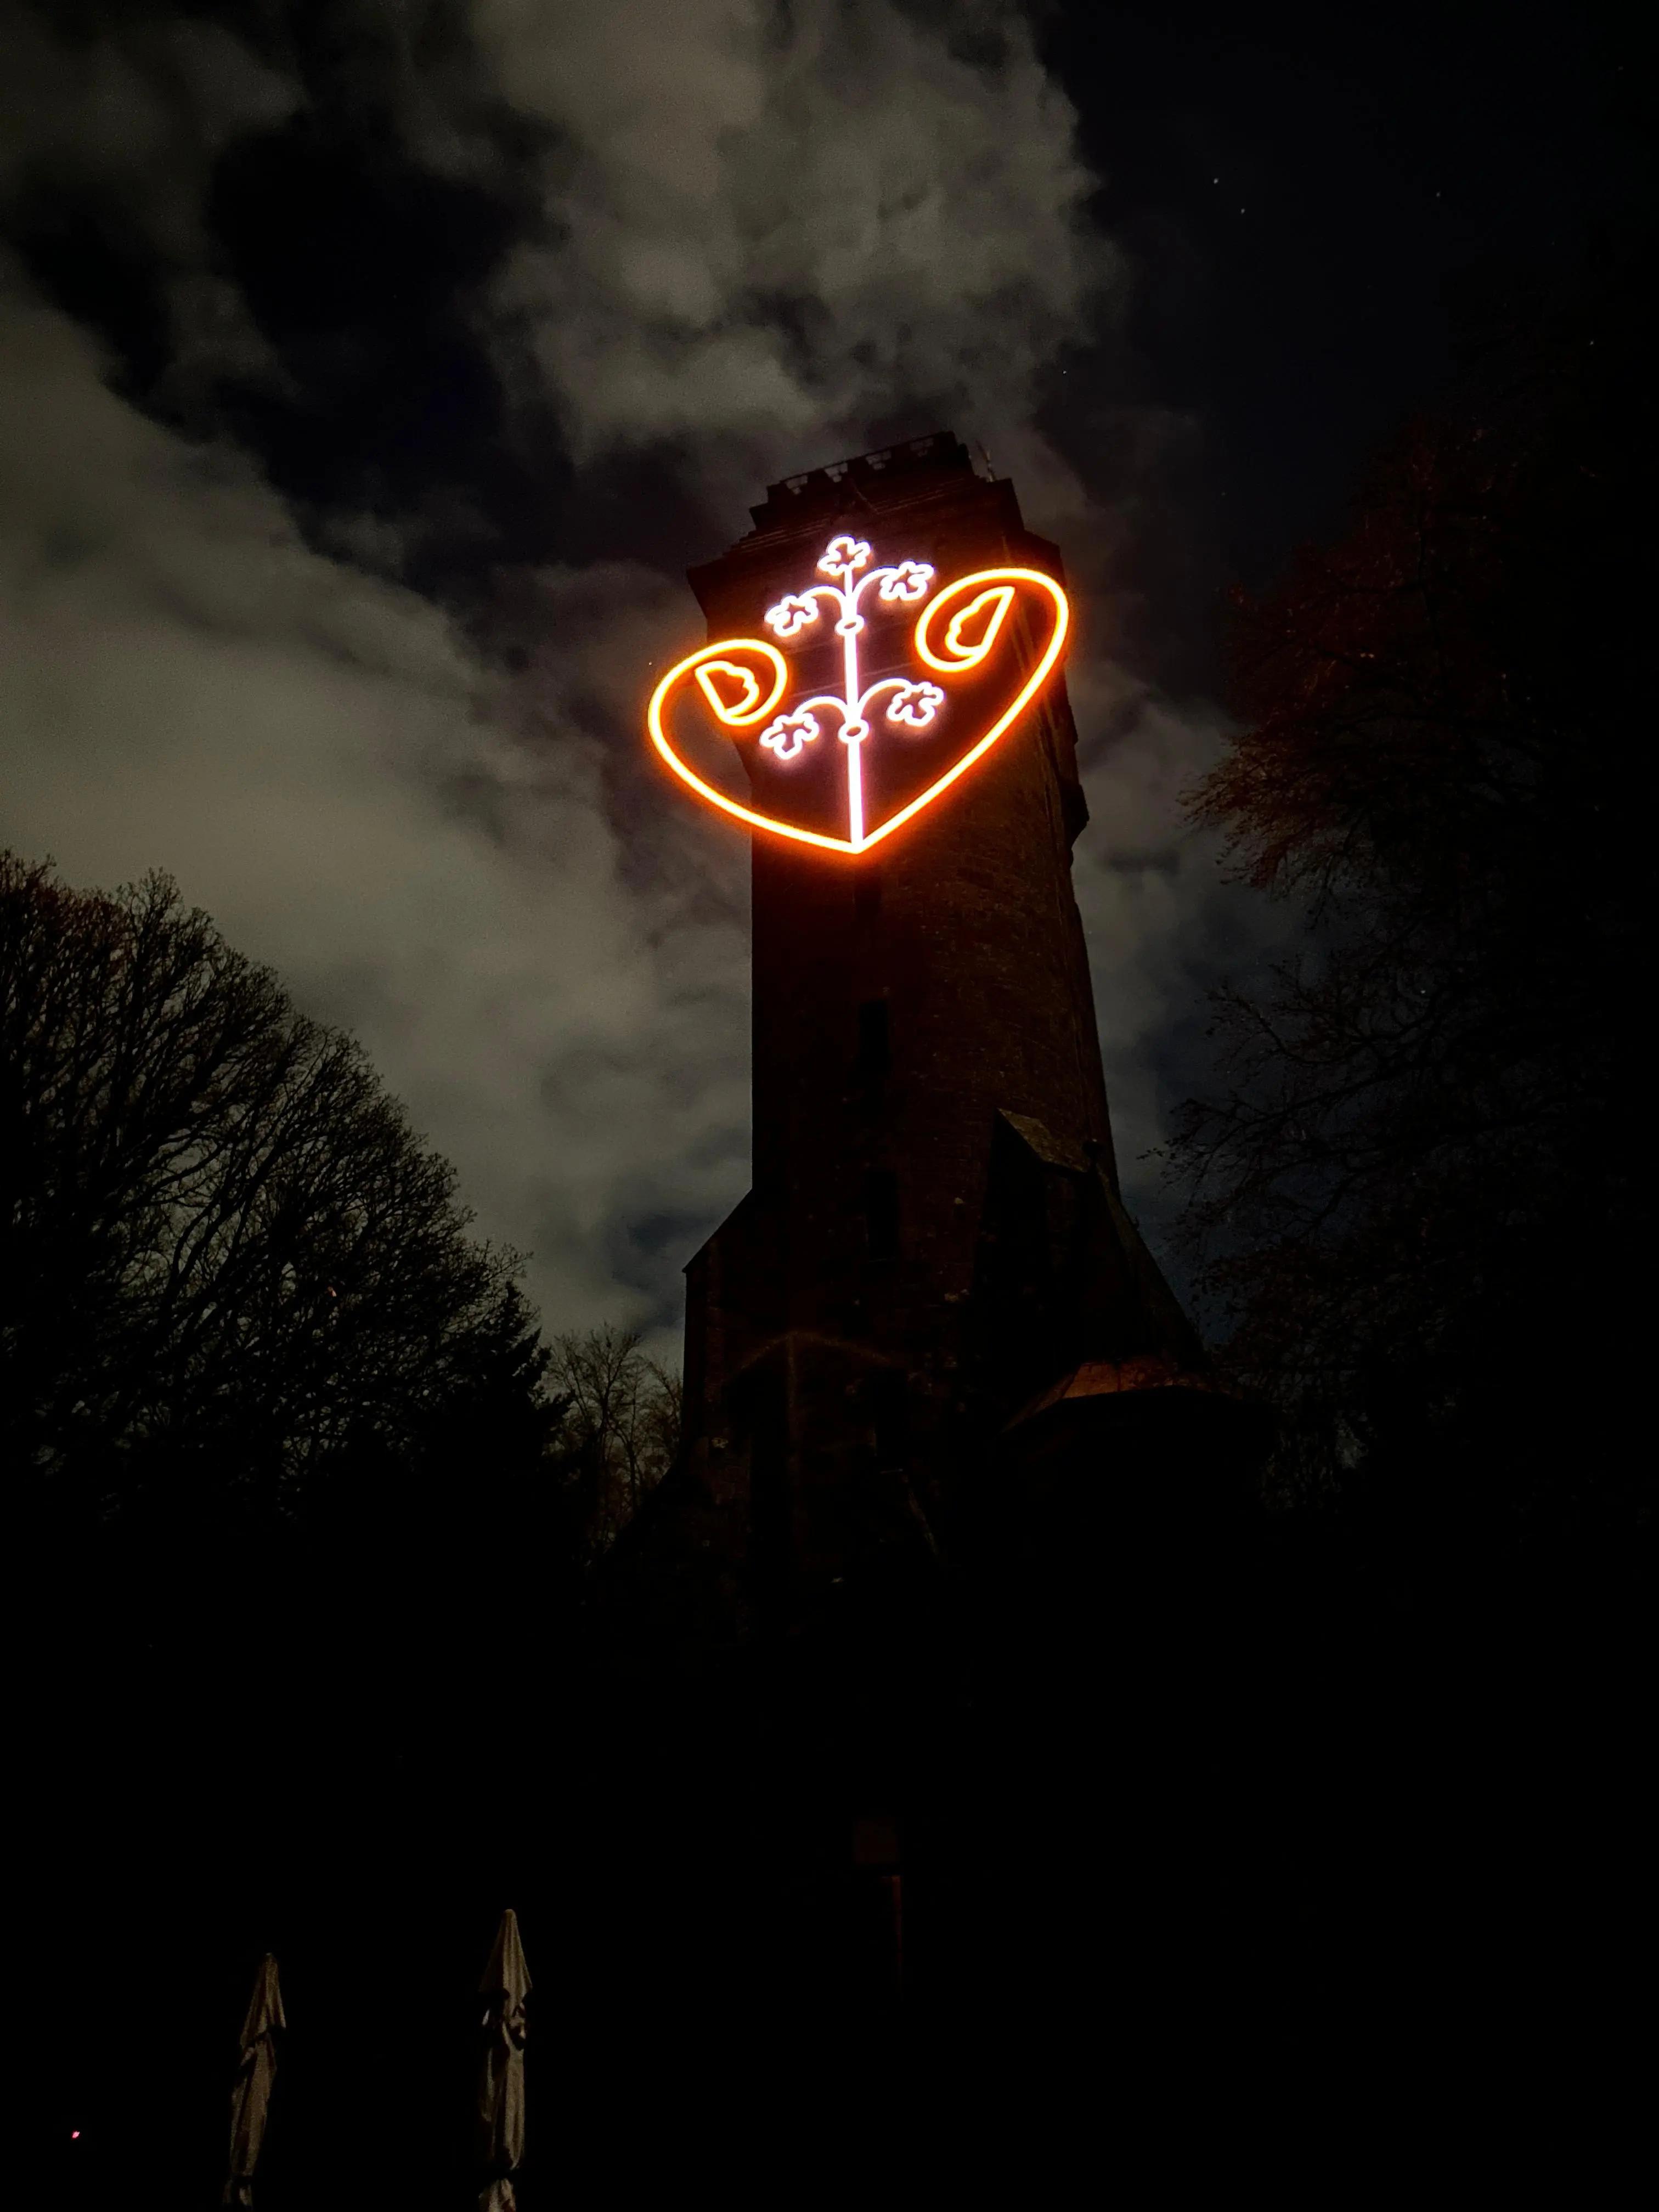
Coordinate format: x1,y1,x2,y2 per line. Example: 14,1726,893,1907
1,1,1644,1348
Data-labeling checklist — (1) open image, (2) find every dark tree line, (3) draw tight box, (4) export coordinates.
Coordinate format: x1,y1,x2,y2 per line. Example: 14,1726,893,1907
0,853,678,1555
7,856,684,2176
1148,264,1654,2127
549,1323,682,1560
2,855,540,1521
1168,249,1651,1533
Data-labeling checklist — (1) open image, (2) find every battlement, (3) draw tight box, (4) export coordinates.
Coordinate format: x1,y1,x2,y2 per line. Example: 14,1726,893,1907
747,431,983,532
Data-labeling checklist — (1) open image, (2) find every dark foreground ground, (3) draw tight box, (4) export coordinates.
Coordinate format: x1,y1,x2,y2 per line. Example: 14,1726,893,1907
26,1476,1651,2205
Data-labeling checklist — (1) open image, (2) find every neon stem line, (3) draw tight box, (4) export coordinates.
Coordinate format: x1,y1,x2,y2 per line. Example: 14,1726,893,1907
846,730,866,847
838,586,865,846
757,544,938,840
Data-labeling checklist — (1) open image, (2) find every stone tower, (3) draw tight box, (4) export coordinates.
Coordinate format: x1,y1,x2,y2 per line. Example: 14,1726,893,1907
666,433,1234,1630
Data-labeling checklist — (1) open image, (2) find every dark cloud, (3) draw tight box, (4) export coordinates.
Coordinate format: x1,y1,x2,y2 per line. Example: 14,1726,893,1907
474,1,1113,483
0,0,1265,1346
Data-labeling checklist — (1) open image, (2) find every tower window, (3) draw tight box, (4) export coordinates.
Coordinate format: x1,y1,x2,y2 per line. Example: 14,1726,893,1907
864,1168,900,1261
856,998,891,1079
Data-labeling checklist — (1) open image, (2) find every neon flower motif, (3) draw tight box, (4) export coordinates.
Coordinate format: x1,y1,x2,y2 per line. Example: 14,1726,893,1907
759,706,821,760
818,535,871,575
737,534,944,843
647,554,1069,855
885,680,945,729
764,591,820,639
878,560,935,605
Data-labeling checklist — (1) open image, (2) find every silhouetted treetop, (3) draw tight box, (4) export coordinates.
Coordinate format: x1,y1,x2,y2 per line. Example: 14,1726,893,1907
547,1323,682,1562
0,854,551,1522
1169,252,1651,1520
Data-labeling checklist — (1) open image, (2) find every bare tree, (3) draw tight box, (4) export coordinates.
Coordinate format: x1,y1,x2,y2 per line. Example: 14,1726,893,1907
1165,260,1646,1519
546,1324,681,1554
1,855,554,1523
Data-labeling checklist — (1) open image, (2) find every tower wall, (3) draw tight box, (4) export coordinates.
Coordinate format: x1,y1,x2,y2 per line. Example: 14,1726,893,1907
599,435,1268,2043
672,434,1222,1605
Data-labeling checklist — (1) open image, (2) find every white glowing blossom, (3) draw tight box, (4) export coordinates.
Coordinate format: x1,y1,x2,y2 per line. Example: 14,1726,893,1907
886,681,945,729
759,706,821,760
878,561,935,604
818,535,871,575
765,592,820,639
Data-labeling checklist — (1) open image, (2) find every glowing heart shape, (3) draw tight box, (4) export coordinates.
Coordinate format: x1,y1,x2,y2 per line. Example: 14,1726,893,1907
647,545,1069,855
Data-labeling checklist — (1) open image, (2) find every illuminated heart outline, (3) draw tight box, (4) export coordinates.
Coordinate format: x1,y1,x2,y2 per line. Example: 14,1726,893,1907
647,566,1069,855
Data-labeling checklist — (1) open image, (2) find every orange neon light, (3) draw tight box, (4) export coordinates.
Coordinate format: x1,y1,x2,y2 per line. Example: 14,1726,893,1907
921,583,1015,672
646,540,1068,855
684,642,788,725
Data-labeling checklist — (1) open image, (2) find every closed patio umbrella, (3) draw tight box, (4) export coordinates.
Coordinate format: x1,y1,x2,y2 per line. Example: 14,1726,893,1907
477,1909,531,2212
223,1953,285,2207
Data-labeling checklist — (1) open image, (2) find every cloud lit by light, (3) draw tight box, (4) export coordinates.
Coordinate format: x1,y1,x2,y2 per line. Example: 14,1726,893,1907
0,0,1265,1348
